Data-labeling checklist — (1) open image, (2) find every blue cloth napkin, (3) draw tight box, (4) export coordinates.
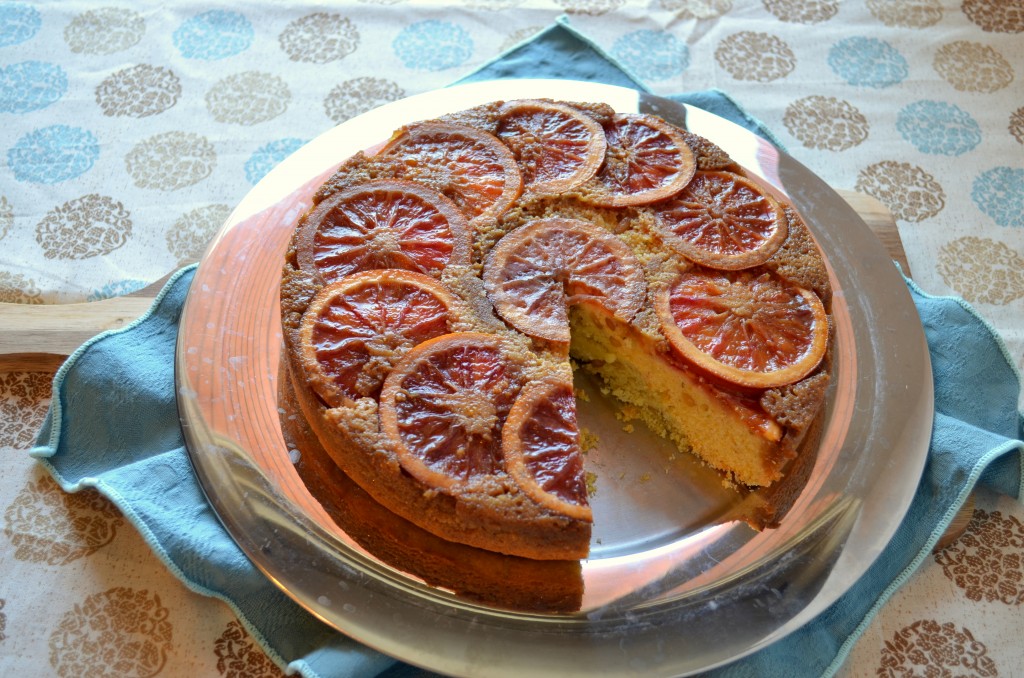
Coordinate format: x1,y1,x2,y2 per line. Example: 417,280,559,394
31,19,1023,678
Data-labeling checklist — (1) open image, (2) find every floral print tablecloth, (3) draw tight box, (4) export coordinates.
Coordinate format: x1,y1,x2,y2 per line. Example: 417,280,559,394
1,2,1022,676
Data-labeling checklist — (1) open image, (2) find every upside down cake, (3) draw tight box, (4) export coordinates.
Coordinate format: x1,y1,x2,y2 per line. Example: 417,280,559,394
280,98,832,561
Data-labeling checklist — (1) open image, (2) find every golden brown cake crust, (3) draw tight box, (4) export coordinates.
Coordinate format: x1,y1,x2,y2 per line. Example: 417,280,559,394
681,129,734,170
765,206,833,306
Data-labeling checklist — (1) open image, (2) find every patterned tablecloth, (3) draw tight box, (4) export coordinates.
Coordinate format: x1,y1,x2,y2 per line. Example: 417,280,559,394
2,2,1022,677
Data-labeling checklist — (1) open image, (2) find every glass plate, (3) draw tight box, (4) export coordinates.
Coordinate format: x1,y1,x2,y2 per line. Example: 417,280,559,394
177,79,932,676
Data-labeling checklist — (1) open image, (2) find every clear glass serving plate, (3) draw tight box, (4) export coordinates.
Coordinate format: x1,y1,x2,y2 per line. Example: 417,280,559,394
176,79,933,676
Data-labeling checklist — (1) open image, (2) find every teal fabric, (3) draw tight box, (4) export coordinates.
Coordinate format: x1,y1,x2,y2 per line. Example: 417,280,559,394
458,16,651,92
30,20,1023,678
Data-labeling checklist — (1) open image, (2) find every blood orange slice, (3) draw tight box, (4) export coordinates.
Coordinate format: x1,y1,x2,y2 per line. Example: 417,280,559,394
376,121,522,223
585,113,696,207
496,99,606,195
503,378,592,522
653,171,789,270
296,179,470,285
655,268,828,390
379,332,523,492
483,218,646,343
299,270,456,406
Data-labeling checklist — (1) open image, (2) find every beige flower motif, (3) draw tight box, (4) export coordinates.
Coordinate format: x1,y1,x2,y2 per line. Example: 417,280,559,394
206,72,290,126
0,271,43,304
323,77,405,125
658,0,732,17
0,195,11,240
878,620,997,677
0,371,51,447
783,95,868,151
763,0,838,24
553,0,625,16
126,132,216,191
50,587,172,678
96,65,181,118
715,32,796,82
935,508,1024,604
2,370,50,400
279,13,359,64
3,478,123,565
866,0,942,28
1010,107,1024,145
64,8,145,55
854,161,945,222
937,237,1024,306
934,41,1014,93
36,194,132,258
165,204,231,265
962,0,1024,33
213,621,285,678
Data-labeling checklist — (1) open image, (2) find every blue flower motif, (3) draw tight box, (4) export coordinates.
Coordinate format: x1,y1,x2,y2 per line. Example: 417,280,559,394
8,125,100,183
897,101,981,156
393,20,473,71
971,167,1024,229
244,138,306,185
612,30,689,82
0,61,66,113
173,10,253,60
0,2,40,47
87,279,147,302
828,37,907,88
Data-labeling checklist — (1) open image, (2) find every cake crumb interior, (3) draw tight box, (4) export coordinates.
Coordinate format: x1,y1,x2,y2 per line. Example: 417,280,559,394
568,304,785,488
